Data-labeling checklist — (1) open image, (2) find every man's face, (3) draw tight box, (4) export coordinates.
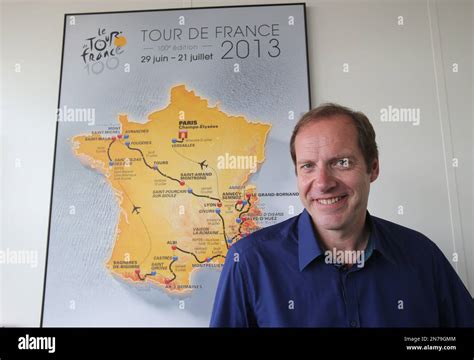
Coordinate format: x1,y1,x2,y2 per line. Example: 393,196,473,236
295,116,379,233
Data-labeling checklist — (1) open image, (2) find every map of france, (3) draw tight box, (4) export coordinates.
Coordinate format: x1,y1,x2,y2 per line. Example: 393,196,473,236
71,85,271,293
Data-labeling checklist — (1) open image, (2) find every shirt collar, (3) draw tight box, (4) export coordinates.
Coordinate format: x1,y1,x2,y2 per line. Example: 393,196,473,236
297,209,396,271
367,212,397,264
298,209,324,271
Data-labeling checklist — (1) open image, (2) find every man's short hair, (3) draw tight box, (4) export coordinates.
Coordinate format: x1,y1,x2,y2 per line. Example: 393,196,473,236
290,103,379,174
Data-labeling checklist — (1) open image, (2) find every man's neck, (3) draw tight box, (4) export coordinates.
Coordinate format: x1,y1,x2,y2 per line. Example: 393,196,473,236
314,214,370,254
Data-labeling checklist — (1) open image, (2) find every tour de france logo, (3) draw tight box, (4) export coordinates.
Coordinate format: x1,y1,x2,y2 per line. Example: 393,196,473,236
81,27,127,75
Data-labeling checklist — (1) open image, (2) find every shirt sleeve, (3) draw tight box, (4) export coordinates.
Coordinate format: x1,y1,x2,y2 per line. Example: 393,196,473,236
431,242,474,327
209,246,257,327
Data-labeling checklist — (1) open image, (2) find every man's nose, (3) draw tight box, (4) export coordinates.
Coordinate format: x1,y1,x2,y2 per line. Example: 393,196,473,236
313,167,337,193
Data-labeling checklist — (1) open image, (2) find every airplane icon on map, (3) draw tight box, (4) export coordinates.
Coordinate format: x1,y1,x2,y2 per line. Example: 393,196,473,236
198,160,208,170
132,205,141,214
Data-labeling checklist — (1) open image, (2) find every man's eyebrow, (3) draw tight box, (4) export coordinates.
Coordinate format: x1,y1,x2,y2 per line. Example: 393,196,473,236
296,159,315,164
297,155,355,164
328,154,355,162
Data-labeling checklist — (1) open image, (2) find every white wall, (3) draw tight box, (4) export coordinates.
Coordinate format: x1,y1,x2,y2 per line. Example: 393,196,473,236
1,0,472,326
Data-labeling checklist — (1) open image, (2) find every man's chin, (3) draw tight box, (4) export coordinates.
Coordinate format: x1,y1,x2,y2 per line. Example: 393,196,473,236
316,222,345,232
310,211,346,231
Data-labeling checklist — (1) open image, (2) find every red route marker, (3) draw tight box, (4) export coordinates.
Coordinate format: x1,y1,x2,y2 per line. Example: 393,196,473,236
217,203,222,208
171,245,177,250
117,134,123,139
179,181,185,186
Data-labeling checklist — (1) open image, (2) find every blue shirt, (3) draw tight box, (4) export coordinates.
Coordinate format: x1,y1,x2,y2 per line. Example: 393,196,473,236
210,209,474,327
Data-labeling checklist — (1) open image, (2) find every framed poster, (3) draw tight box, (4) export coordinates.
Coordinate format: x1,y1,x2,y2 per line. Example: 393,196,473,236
42,3,311,327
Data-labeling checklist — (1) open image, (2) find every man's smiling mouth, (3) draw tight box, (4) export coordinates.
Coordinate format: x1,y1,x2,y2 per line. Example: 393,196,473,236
315,195,348,205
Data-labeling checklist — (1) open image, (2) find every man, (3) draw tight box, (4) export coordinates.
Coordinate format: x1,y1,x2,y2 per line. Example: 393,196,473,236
210,103,474,327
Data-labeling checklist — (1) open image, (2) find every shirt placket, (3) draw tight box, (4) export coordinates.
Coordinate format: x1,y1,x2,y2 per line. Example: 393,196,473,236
339,267,360,328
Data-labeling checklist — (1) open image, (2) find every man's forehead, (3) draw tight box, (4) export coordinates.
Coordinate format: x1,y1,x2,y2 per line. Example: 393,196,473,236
297,136,348,151
297,146,355,162
296,119,357,147
298,115,355,135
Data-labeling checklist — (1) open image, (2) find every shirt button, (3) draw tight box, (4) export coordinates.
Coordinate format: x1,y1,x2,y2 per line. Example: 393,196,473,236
350,320,358,328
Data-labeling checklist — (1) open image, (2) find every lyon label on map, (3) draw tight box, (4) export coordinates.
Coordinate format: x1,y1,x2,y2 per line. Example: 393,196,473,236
72,85,272,293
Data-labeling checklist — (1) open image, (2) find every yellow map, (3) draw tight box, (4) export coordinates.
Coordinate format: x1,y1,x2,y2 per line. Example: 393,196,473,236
71,85,271,293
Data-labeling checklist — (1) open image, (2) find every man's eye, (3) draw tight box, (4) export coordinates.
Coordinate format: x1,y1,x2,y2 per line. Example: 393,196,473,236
336,158,350,168
301,163,313,169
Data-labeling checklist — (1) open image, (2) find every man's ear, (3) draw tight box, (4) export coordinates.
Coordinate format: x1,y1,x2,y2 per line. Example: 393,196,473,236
370,158,379,183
